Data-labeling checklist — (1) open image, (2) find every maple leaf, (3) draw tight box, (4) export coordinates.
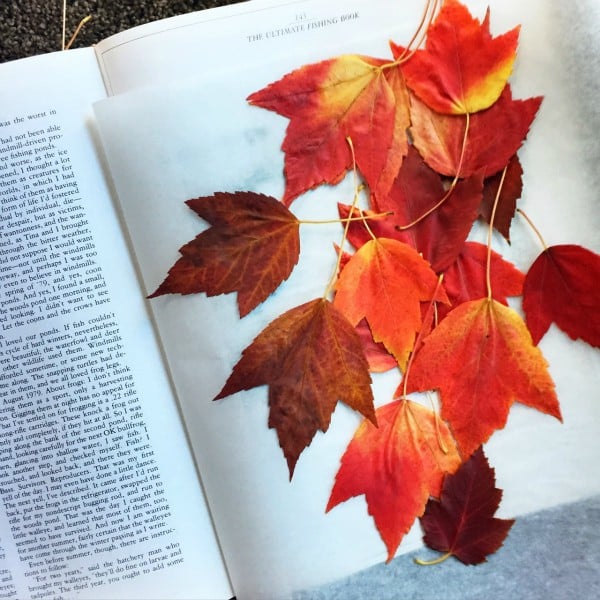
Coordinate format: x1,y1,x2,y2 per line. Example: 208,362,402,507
334,233,443,371
149,192,300,317
409,86,542,178
355,319,398,373
404,298,561,458
327,399,462,561
374,64,412,198
479,155,523,241
333,245,399,372
215,298,376,478
419,447,514,565
522,244,600,347
372,145,484,273
333,238,448,370
440,241,524,319
247,55,410,204
401,0,520,114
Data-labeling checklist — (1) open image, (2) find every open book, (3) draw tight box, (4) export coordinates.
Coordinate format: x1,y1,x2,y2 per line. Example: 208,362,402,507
1,0,599,598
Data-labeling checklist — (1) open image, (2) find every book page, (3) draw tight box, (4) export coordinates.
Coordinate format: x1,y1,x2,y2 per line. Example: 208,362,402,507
94,0,416,96
0,50,232,599
93,1,600,598
93,0,600,598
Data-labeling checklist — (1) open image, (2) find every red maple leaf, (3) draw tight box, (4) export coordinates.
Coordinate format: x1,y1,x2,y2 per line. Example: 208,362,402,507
409,86,542,178
440,241,524,319
522,244,600,347
404,298,561,457
247,54,410,204
355,319,399,372
401,0,520,114
215,298,375,478
372,145,484,273
327,399,461,561
149,192,300,317
419,447,514,565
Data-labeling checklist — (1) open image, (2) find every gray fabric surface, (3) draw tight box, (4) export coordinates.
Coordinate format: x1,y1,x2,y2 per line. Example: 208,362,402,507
0,0,244,63
295,494,600,600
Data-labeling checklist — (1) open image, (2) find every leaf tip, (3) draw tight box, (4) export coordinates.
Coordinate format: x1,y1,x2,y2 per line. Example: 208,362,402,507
147,280,169,300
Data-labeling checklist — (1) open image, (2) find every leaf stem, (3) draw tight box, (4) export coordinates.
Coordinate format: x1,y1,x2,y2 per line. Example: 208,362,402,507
516,208,548,251
298,212,392,226
65,15,92,50
397,112,470,231
384,0,440,69
414,551,452,566
428,391,448,454
401,274,444,398
62,0,67,50
486,165,508,300
323,137,364,300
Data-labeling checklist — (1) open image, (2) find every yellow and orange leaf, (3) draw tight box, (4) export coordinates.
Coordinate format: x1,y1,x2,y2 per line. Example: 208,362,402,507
216,298,375,478
404,298,562,458
334,238,448,370
401,0,519,114
247,55,410,204
327,399,462,561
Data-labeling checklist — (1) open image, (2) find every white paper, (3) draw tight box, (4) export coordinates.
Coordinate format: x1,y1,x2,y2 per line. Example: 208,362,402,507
94,0,421,96
0,49,232,600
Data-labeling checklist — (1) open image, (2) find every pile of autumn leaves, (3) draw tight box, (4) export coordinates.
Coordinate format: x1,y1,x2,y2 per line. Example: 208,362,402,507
151,0,600,565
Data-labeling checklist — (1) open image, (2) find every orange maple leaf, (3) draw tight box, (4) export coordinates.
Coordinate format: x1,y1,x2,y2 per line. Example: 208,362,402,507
149,192,300,317
334,238,448,370
216,298,376,478
404,298,562,458
247,55,410,204
400,0,520,114
327,399,461,561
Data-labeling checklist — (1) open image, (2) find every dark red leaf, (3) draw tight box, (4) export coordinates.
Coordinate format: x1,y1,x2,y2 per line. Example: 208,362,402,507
374,146,484,273
149,192,300,317
480,155,523,241
419,447,515,564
